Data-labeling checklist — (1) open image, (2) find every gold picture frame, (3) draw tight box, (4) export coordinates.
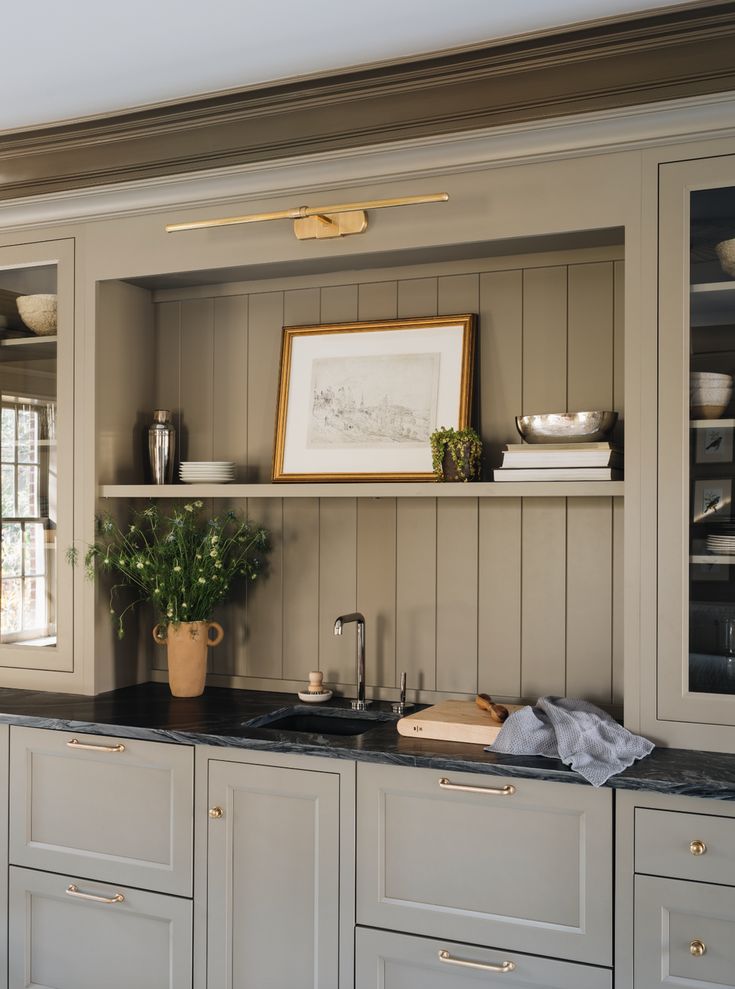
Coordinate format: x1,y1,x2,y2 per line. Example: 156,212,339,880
273,314,476,482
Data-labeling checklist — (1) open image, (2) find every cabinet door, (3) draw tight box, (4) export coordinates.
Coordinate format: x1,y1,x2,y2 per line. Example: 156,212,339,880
0,239,74,672
206,758,341,989
355,928,612,989
658,154,735,739
8,865,192,989
635,874,735,988
357,762,612,965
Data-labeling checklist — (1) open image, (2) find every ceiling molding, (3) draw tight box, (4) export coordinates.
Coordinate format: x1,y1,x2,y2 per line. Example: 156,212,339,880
1,1,734,202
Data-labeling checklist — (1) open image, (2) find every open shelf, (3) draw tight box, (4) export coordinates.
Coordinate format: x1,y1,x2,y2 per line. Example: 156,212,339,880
691,554,735,565
0,335,57,361
691,282,735,326
691,418,735,429
99,481,624,499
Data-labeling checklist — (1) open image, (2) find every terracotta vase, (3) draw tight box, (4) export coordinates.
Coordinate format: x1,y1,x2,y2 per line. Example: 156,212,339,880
152,620,224,697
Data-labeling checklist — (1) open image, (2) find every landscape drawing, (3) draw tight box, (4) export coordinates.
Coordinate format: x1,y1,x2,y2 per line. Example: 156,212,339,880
307,352,440,448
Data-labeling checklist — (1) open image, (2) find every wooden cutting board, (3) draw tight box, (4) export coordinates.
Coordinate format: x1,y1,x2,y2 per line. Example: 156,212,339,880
397,699,524,745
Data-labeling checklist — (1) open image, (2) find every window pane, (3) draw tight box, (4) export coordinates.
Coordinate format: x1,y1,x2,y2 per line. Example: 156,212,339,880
24,524,45,577
16,465,39,518
1,407,15,462
1,577,22,634
16,408,38,464
22,577,46,631
1,464,14,517
2,522,22,577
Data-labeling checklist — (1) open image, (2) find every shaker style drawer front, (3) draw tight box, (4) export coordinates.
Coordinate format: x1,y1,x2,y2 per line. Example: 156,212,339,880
635,807,735,886
8,866,192,989
9,726,194,896
356,763,613,965
355,927,613,989
635,875,735,988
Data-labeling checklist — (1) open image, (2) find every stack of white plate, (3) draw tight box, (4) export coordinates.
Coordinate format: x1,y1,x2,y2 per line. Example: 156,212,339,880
706,523,735,555
179,461,236,484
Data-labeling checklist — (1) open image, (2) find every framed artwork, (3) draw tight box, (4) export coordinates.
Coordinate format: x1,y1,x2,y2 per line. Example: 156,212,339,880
692,478,732,523
695,425,734,463
273,315,476,481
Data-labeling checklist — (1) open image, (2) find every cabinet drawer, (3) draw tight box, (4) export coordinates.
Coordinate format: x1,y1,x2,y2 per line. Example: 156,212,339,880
356,927,612,989
357,763,612,965
635,874,735,988
9,726,193,896
8,866,192,989
635,806,735,885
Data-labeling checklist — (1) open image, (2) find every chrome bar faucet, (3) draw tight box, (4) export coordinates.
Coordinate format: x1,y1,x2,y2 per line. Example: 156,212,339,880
334,612,370,710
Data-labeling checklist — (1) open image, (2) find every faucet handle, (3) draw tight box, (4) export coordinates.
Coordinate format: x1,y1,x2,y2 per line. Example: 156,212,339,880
392,672,410,715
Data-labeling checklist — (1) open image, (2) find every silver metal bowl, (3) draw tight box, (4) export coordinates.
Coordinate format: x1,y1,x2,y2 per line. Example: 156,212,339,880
515,411,618,444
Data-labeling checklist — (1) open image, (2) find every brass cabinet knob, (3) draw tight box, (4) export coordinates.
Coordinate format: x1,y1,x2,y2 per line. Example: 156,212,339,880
208,806,224,819
690,839,707,856
690,940,706,957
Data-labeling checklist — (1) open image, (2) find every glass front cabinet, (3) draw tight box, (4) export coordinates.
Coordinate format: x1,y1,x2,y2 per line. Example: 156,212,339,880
659,155,735,736
0,240,74,673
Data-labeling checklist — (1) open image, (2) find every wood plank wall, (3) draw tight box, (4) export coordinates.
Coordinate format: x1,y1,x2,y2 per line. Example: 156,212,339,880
148,252,624,706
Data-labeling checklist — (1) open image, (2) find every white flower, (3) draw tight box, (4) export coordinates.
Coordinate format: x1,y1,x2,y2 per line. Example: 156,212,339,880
211,535,219,544
136,561,144,569
210,549,218,558
195,500,203,508
153,588,160,595
198,577,206,584
215,561,222,569
173,565,181,573
184,503,194,512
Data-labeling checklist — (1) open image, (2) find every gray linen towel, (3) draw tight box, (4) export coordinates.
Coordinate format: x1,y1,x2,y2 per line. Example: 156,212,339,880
488,696,654,787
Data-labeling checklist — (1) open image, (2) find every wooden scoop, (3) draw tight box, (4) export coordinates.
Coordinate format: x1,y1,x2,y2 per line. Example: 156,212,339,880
476,693,510,724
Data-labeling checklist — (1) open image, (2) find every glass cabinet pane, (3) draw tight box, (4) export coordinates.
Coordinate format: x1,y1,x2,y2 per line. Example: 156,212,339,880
689,186,735,695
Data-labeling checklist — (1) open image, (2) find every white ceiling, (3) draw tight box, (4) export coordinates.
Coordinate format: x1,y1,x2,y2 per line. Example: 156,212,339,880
0,0,697,133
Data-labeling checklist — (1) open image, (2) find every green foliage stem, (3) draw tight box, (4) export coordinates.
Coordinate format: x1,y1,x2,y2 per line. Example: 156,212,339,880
429,426,482,482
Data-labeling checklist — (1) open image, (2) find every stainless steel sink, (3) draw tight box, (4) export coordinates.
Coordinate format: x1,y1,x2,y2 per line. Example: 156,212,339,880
244,706,392,737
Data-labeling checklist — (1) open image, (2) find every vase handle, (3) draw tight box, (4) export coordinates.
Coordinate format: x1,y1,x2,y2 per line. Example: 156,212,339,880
207,622,224,648
152,624,167,646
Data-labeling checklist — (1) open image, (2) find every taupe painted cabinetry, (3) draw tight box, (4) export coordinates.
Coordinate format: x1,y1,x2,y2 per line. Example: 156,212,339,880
196,746,356,989
357,762,613,966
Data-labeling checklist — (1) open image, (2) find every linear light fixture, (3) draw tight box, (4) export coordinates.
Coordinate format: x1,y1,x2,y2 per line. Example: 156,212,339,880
165,192,449,241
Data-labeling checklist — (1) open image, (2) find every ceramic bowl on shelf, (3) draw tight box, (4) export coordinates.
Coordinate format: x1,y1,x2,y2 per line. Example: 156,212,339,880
715,238,735,278
515,410,618,444
691,371,733,420
15,294,57,336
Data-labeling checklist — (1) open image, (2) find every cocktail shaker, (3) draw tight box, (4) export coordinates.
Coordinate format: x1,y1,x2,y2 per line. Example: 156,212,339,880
148,410,176,484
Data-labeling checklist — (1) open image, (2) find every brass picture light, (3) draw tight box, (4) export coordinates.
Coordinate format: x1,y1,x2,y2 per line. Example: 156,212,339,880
165,192,449,240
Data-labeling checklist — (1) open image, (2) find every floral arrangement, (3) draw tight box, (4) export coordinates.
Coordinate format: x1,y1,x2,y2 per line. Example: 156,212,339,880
429,426,483,481
72,501,269,638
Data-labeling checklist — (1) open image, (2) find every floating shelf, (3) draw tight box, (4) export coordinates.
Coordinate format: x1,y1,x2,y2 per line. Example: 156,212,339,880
691,554,735,566
0,335,57,361
99,481,624,499
691,282,735,326
691,418,735,429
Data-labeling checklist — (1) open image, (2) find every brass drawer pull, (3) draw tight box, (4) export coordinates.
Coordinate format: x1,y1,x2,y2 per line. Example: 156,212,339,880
209,806,224,819
438,777,516,796
438,949,515,973
67,738,125,753
690,839,707,856
66,883,124,905
690,940,706,957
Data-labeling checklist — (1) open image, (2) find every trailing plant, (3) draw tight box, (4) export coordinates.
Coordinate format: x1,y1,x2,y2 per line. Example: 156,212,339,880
68,501,269,638
430,426,482,482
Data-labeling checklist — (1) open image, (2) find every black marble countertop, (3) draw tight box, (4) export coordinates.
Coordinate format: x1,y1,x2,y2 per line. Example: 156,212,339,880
0,682,732,799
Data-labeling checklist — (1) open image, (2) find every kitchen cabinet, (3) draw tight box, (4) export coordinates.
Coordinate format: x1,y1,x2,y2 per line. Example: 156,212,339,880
656,153,735,749
8,865,193,989
356,762,613,966
198,746,356,989
355,927,613,989
0,240,75,676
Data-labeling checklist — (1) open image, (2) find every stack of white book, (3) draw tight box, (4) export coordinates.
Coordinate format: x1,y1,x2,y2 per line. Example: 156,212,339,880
494,442,623,481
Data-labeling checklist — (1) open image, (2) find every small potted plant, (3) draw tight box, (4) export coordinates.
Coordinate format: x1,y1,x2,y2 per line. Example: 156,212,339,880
430,426,482,482
73,501,269,697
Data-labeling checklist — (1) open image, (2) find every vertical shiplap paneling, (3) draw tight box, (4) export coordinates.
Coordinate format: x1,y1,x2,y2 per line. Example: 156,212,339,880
319,500,358,684
436,499,479,693
357,499,397,687
567,263,614,412
521,267,568,697
357,281,398,320
244,498,284,678
612,260,625,704
479,269,523,470
247,292,284,481
212,296,248,465
396,498,437,692
320,284,357,323
279,287,322,681
478,498,522,697
282,499,320,680
180,299,214,461
395,276,439,693
154,302,181,440
566,498,613,703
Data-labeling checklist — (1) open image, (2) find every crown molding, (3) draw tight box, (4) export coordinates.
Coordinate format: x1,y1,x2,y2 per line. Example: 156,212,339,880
1,1,735,202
